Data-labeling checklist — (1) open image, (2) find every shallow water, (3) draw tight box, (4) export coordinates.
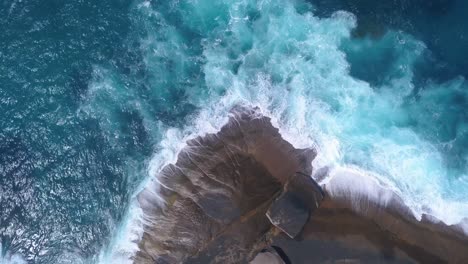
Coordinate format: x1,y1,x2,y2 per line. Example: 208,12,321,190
1,0,467,263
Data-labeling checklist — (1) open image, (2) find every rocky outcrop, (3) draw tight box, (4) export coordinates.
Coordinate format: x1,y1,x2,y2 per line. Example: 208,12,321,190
134,106,468,264
134,106,322,263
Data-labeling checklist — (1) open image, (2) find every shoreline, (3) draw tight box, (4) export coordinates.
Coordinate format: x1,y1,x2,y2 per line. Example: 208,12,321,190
133,106,468,263
316,170,468,263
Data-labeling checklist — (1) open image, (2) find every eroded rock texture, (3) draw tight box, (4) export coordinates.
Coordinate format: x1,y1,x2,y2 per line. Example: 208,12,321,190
134,106,321,263
134,106,468,264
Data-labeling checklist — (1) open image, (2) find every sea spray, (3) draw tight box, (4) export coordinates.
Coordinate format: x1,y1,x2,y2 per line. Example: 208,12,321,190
93,0,468,262
2,0,468,263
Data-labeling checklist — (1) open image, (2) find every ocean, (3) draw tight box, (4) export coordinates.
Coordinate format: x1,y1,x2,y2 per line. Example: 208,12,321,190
1,0,467,263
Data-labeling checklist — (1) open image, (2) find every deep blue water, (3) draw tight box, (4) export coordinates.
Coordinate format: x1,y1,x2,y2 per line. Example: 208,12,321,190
1,0,467,263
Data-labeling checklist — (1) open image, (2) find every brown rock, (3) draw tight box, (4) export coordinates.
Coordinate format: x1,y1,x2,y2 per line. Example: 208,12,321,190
134,106,468,264
134,106,319,263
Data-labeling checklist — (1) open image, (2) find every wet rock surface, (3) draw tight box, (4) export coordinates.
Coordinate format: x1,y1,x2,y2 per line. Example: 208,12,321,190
134,106,468,264
134,106,319,263
266,189,309,239
266,173,323,239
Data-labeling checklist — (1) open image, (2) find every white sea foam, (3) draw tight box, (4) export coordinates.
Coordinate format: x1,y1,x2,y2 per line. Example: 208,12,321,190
96,100,235,264
100,0,468,262
97,201,144,264
0,245,26,264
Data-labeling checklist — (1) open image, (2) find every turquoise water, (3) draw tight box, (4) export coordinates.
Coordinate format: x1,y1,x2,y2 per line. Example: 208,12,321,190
1,0,467,263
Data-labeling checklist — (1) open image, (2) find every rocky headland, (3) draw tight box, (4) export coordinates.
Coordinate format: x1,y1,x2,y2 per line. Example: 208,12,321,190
134,106,468,264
